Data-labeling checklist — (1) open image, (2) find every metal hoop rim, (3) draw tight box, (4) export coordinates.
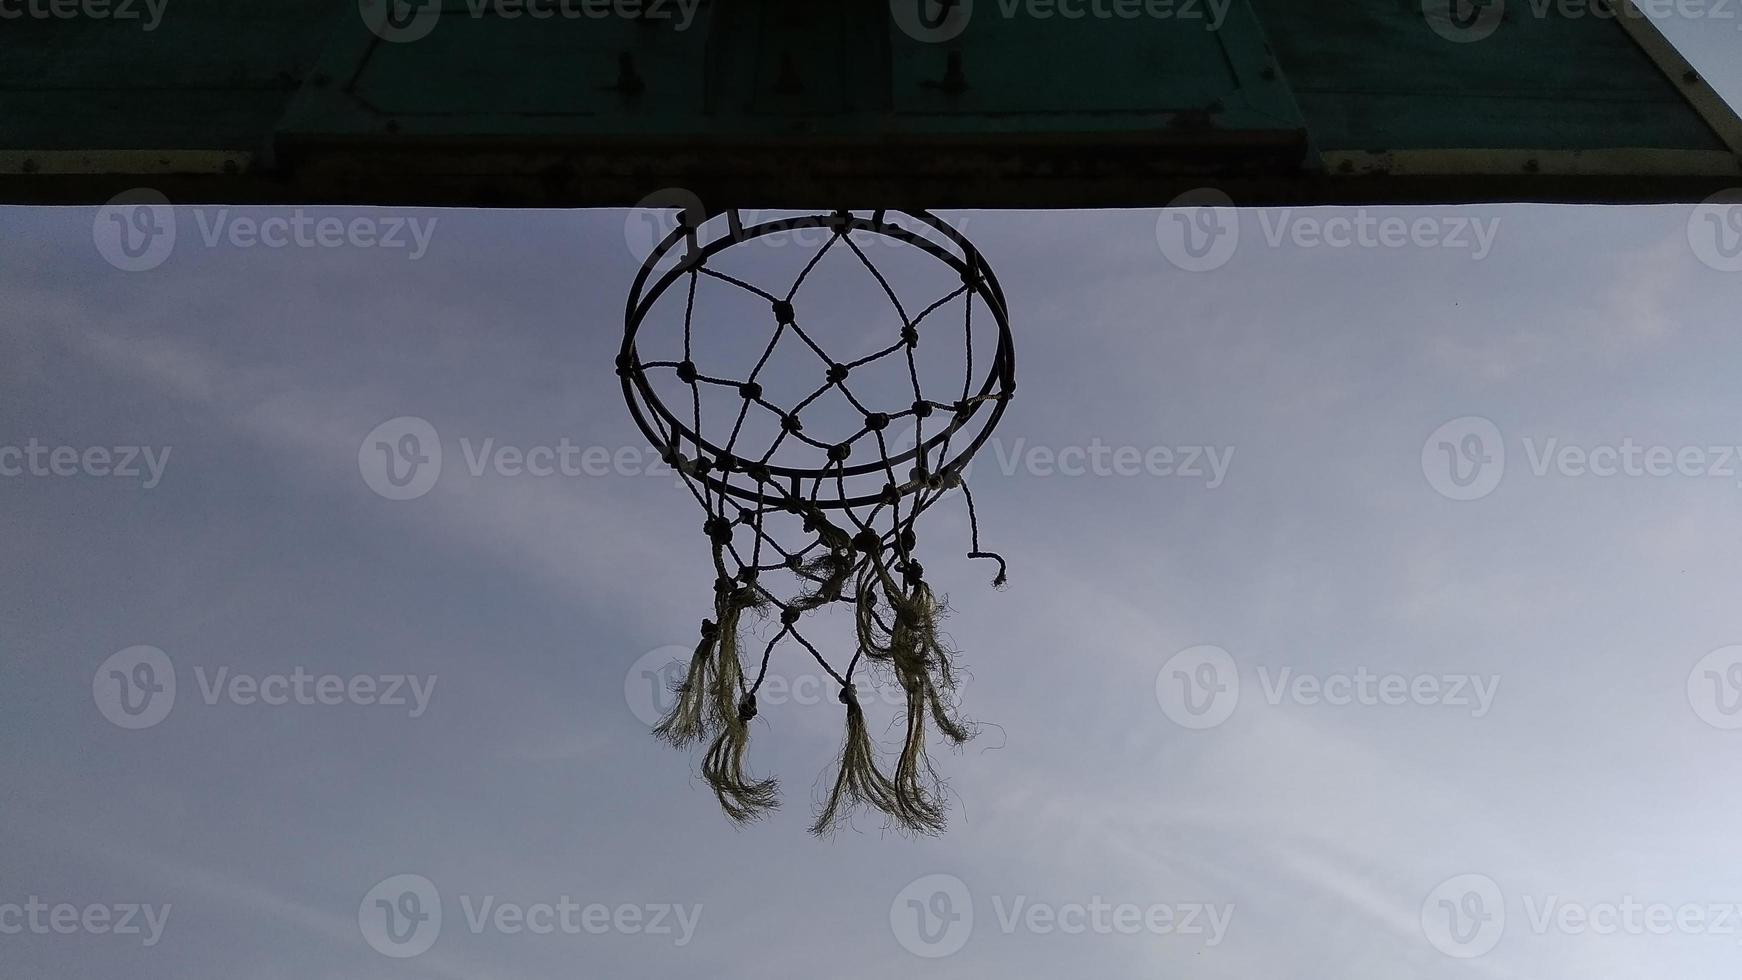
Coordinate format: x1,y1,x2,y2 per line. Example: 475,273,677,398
619,209,1014,511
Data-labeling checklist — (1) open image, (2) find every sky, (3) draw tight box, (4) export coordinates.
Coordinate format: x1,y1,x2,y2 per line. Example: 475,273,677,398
5,12,1742,980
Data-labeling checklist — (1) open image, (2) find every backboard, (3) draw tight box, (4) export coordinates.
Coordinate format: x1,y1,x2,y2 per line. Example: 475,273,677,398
2,0,1739,207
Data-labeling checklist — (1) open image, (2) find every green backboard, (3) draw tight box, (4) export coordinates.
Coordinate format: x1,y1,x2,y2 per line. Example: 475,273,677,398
2,0,1739,206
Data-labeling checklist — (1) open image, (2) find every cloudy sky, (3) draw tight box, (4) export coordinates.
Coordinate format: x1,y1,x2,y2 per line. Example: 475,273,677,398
5,17,1742,980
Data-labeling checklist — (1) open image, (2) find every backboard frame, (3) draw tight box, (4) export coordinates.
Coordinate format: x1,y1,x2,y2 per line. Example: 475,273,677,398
1,0,1739,208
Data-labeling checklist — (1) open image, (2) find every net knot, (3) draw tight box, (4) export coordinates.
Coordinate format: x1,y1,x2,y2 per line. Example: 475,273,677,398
912,400,933,419
780,607,801,626
739,381,762,400
675,360,698,384
826,363,850,385
827,442,852,463
838,684,857,706
852,529,881,553
864,412,890,432
699,618,718,638
901,325,919,347
704,516,734,544
772,299,796,325
738,693,758,722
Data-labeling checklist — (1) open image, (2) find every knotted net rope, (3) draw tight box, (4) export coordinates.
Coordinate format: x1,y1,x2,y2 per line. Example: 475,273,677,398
618,209,1015,834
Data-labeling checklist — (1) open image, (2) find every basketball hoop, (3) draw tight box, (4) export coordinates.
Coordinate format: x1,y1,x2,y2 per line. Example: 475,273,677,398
618,208,1015,834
